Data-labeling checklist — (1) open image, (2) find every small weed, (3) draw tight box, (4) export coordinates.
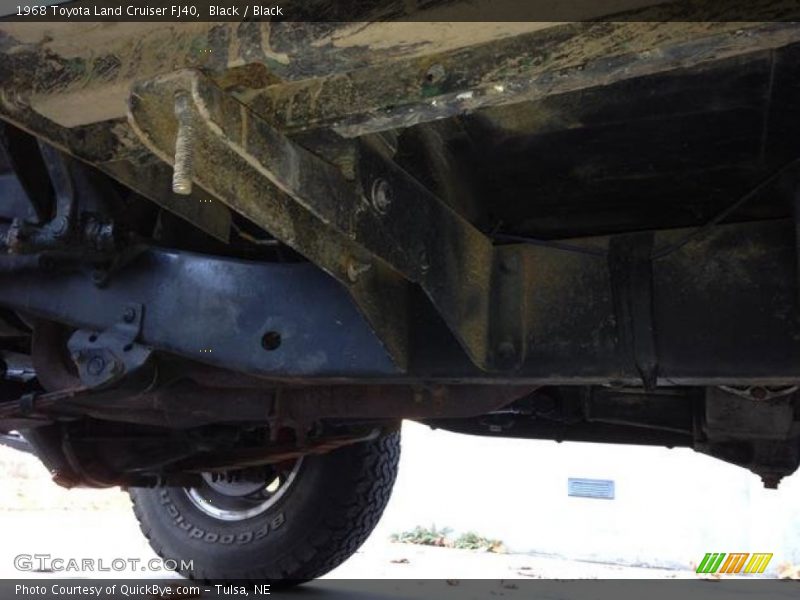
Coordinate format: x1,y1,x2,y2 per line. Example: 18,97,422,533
391,525,505,553
390,525,452,547
453,531,506,553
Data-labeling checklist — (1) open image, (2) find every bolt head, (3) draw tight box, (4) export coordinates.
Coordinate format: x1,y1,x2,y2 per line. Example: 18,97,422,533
123,307,137,323
86,355,106,376
370,179,392,214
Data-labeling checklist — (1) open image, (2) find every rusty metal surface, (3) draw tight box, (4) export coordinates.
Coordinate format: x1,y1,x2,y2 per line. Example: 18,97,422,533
0,372,534,427
274,383,533,421
105,382,532,426
127,70,505,370
101,158,232,242
0,102,233,242
127,69,410,368
123,69,548,372
247,21,800,137
2,19,797,245
0,21,551,128
176,430,383,471
3,17,800,380
2,18,799,137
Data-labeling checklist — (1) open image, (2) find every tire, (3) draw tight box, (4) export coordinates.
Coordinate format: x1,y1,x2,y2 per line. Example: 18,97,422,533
128,430,400,583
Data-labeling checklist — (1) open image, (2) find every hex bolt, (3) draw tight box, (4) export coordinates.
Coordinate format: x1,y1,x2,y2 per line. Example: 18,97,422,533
86,355,106,376
370,179,392,214
172,91,195,195
122,306,137,323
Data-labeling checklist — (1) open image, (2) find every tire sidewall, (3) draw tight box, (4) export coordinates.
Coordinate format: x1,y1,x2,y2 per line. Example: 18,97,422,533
130,434,397,579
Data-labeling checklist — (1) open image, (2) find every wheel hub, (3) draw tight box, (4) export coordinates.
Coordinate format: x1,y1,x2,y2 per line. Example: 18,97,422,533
200,473,266,497
184,458,303,522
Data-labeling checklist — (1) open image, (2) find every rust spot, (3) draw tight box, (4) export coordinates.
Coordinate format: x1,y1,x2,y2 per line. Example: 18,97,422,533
218,62,283,93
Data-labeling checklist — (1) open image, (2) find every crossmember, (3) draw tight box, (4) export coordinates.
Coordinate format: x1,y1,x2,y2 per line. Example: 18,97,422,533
128,70,522,372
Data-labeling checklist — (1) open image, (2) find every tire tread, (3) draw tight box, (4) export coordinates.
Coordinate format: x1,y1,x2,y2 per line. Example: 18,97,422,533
129,431,400,582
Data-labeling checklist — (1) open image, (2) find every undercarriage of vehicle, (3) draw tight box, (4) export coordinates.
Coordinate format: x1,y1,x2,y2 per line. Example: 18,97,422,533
2,13,800,508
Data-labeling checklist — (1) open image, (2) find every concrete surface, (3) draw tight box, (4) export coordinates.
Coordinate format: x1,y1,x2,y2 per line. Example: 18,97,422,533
0,510,693,580
0,421,798,580
371,422,800,572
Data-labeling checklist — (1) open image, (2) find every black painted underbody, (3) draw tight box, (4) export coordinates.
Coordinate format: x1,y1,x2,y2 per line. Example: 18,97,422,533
0,26,799,487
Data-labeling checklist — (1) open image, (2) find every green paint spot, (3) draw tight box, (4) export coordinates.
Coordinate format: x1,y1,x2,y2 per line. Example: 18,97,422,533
261,57,288,72
421,84,442,98
189,36,207,56
64,58,86,77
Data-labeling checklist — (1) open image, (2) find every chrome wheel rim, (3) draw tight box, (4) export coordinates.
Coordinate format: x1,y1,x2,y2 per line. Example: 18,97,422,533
184,458,303,522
